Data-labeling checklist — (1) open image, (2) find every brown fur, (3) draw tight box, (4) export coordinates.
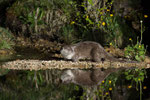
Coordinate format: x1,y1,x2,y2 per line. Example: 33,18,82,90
61,41,118,62
61,68,121,86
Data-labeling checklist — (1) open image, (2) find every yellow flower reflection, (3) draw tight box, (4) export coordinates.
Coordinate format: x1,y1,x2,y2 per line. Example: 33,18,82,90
129,38,132,41
110,14,113,17
109,80,111,84
105,92,109,95
128,85,132,89
144,15,148,18
109,88,112,91
143,86,147,89
102,80,105,83
107,9,110,12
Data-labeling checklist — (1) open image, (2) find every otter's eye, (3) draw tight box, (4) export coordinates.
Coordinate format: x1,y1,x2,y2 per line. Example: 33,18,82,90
60,47,63,52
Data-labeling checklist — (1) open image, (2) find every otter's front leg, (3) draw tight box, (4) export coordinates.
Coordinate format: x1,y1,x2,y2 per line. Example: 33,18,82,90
92,49,105,63
72,55,79,62
92,49,101,62
90,68,104,84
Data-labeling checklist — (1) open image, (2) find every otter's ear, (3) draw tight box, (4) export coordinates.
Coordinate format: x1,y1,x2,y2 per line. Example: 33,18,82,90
61,45,69,50
69,46,73,51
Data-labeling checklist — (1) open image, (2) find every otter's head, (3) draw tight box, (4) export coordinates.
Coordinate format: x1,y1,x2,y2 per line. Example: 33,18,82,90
61,45,75,59
61,70,75,84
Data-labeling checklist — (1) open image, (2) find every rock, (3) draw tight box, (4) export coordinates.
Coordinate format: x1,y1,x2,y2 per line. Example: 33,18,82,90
144,56,150,63
0,49,7,55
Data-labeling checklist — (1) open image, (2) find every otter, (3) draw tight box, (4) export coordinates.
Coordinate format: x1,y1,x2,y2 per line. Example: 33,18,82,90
61,41,119,62
60,41,136,86
61,68,122,86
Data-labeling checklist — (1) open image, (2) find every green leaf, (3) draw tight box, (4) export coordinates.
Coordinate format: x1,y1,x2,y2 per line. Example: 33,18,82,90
139,51,145,55
135,55,141,61
126,75,133,80
124,71,129,75
88,0,93,6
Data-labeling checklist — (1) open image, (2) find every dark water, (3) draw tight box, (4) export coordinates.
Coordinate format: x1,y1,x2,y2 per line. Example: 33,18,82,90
0,46,79,100
0,47,150,100
0,46,51,63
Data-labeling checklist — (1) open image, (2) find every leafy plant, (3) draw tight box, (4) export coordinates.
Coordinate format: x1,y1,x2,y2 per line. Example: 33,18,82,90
26,71,44,88
124,68,146,100
123,19,147,100
125,69,146,84
0,40,12,49
124,20,146,61
0,27,14,49
96,72,118,100
19,7,45,33
66,0,136,47
125,42,146,61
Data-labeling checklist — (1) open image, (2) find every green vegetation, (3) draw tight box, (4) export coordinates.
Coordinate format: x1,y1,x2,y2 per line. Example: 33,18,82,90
19,7,45,33
61,0,137,46
0,27,14,49
123,20,147,100
125,42,146,61
6,0,68,37
124,68,146,100
6,0,138,45
125,20,146,61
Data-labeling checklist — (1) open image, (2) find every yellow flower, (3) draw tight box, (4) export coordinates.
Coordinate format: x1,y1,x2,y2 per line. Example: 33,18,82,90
86,16,89,18
138,78,141,81
102,22,106,26
110,14,113,17
71,21,75,24
143,86,147,89
109,80,111,84
129,38,132,41
144,15,148,18
105,92,109,95
100,12,103,15
124,16,127,19
139,45,141,48
109,43,112,46
109,88,112,91
128,85,132,89
107,9,110,12
124,15,130,19
102,80,105,83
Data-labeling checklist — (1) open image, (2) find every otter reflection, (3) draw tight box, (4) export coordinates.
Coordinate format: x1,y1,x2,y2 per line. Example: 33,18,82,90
61,68,123,86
